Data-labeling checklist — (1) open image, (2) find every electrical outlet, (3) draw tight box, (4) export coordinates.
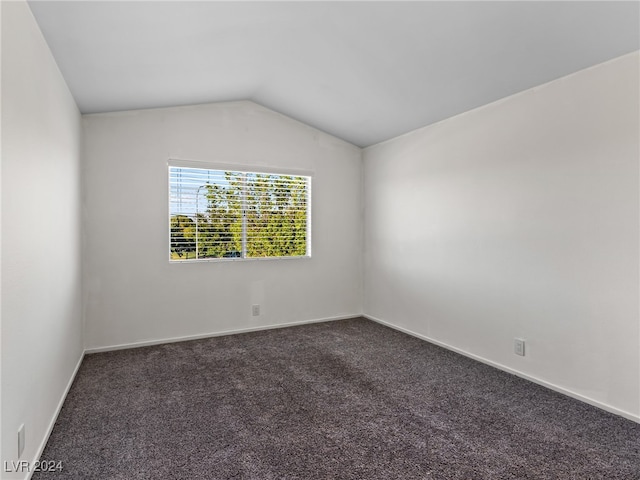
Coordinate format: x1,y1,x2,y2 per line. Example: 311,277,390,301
514,338,525,356
252,304,260,316
18,424,25,459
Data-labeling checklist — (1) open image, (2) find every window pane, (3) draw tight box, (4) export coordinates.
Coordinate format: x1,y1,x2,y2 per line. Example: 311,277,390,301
169,168,242,260
245,173,309,258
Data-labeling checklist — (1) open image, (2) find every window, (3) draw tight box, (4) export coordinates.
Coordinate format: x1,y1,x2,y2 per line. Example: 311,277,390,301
169,164,311,261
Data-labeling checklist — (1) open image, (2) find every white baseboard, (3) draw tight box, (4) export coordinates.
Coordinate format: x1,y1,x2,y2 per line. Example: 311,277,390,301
26,352,85,480
364,314,640,424
85,313,360,354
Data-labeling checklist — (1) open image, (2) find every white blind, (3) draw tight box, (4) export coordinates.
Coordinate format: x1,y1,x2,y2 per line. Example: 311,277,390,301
169,166,310,261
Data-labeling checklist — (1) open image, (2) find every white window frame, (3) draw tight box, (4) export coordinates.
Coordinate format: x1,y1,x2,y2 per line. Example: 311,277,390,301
168,159,312,263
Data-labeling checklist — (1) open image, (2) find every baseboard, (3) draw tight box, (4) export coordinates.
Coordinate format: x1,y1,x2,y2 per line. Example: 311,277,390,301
25,351,85,480
85,314,361,354
364,314,640,424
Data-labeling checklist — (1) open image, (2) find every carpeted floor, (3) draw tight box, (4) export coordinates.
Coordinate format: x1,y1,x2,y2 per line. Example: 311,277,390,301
35,318,639,479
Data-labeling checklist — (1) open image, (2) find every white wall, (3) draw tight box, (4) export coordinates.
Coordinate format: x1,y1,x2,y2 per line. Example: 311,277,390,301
364,52,640,420
82,101,362,350
1,1,83,477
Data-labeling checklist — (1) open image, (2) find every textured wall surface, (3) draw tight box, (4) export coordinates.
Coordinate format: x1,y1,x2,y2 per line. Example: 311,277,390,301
82,101,363,350
1,1,83,477
364,53,640,419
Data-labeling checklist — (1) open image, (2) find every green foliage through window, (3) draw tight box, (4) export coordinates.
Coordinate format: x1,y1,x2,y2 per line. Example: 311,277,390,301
169,166,310,261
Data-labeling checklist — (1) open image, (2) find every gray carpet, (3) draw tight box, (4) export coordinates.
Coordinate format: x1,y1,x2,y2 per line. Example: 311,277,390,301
35,318,639,479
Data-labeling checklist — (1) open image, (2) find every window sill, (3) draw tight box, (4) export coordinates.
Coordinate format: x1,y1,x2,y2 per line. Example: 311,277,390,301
169,255,312,264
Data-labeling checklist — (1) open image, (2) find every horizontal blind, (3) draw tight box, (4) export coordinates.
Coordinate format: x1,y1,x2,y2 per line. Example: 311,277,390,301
169,166,310,261
244,172,309,258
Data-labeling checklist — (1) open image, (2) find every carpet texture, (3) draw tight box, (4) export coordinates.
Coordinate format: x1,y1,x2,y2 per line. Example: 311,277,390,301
35,318,639,479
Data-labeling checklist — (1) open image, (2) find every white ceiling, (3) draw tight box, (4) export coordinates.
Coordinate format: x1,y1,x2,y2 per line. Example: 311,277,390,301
27,1,639,147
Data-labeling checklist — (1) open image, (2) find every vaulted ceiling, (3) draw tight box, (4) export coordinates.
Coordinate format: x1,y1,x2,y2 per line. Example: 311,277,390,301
27,1,639,147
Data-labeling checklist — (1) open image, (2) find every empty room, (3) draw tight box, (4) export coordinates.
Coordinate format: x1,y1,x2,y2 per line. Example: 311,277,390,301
1,1,639,478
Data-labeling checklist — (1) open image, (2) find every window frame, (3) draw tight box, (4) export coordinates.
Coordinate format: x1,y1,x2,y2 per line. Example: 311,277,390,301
168,159,312,263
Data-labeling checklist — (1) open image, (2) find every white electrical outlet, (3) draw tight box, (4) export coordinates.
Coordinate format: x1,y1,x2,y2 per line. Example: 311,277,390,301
514,338,525,356
17,424,25,459
252,304,260,316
